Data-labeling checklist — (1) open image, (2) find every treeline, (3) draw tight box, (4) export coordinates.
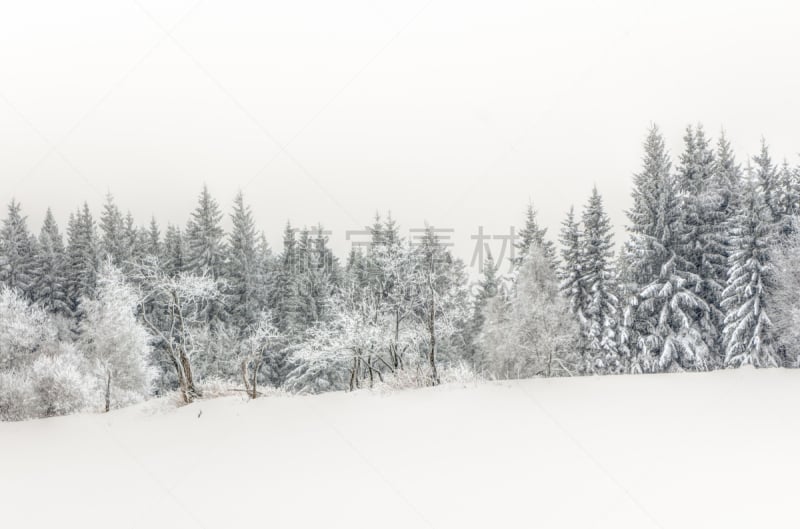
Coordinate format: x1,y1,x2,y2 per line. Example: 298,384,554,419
1,123,800,420
0,186,477,418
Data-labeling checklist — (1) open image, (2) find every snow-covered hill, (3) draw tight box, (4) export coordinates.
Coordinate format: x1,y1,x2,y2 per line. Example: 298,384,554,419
2,367,798,528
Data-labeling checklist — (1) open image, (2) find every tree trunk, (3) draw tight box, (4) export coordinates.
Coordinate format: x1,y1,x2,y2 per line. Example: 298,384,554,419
250,360,262,399
170,352,190,404
429,319,439,385
241,360,251,398
104,371,112,412
428,273,439,386
392,311,401,369
349,357,358,391
179,347,200,401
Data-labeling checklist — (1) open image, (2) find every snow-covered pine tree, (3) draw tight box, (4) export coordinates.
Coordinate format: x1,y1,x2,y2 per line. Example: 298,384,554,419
467,249,499,365
32,208,70,316
184,185,228,326
162,224,185,276
130,227,152,266
625,125,712,372
474,250,499,320
307,223,340,322
626,126,672,284
558,206,587,321
614,246,638,367
721,178,779,368
255,231,274,305
99,194,128,267
65,203,98,314
0,199,36,298
184,184,226,279
295,227,316,325
270,221,304,335
580,187,620,373
146,217,162,258
292,225,340,329
621,125,670,368
675,124,726,363
753,139,780,225
344,246,367,289
515,201,557,268
124,213,149,267
227,191,260,331
714,131,743,222
711,133,744,350
776,159,800,236
383,212,401,247
368,212,385,248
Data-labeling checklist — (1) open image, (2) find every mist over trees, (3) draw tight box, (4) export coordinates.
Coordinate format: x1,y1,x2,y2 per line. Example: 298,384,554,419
2,124,800,420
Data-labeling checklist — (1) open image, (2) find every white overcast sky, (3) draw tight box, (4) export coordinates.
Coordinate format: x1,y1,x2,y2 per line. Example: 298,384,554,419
1,0,799,274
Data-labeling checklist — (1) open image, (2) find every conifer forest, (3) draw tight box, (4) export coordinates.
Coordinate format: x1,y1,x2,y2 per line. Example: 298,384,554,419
2,124,799,421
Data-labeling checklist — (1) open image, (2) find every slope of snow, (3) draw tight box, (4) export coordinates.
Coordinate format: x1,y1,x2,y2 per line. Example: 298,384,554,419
2,367,798,528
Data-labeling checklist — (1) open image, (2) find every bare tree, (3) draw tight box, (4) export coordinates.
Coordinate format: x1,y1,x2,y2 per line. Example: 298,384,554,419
136,259,221,404
411,227,470,386
238,312,283,399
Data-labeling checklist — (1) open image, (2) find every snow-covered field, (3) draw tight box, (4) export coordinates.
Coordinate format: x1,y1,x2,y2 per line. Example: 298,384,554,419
2,367,798,528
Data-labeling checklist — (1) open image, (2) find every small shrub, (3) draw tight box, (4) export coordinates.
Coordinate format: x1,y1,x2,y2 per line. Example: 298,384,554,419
29,350,91,418
0,371,35,421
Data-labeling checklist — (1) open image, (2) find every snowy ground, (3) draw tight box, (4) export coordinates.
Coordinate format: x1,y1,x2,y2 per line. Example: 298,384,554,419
2,367,798,528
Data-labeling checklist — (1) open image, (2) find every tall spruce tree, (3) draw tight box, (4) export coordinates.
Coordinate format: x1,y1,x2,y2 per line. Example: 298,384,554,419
676,125,726,362
753,139,780,224
227,191,260,330
614,245,638,367
776,159,800,236
558,206,587,321
470,249,499,361
66,203,98,314
714,131,743,221
712,132,743,336
622,125,672,367
0,199,36,297
146,217,162,258
184,185,226,279
129,225,151,265
515,201,556,267
626,125,674,281
270,221,303,335
33,208,70,316
255,231,274,303
580,187,619,372
162,224,185,276
99,194,128,267
721,178,779,367
124,212,146,266
295,224,339,327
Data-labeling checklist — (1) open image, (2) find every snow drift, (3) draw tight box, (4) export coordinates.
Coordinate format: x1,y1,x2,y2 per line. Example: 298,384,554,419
2,367,798,528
